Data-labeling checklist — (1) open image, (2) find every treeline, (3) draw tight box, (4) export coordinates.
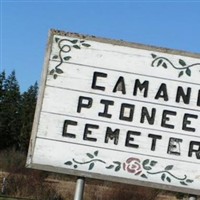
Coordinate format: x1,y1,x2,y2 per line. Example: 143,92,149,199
0,70,38,152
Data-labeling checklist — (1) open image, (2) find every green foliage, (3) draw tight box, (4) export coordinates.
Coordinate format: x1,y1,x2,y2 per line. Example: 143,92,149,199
0,70,38,152
19,82,38,152
0,71,21,150
0,71,6,133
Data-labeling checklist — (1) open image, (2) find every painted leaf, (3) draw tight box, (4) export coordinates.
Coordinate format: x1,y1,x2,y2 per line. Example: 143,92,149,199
53,74,58,79
151,54,157,58
165,165,173,171
141,174,148,179
64,56,72,61
161,173,166,181
94,150,98,156
55,37,60,43
186,179,193,183
142,159,151,170
64,161,73,165
115,165,121,172
50,69,55,75
157,59,163,67
89,163,95,170
142,159,150,166
52,55,58,59
70,39,78,44
73,45,81,49
178,71,184,77
186,68,191,76
144,166,152,170
56,68,64,74
180,181,187,186
162,63,167,68
87,153,94,159
179,59,186,66
150,160,157,167
106,165,114,169
166,177,171,183
82,43,91,47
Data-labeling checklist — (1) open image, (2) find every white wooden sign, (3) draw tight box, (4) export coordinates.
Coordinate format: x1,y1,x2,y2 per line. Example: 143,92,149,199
27,30,200,195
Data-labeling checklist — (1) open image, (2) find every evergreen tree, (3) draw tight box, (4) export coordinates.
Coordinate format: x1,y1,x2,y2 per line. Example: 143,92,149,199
0,71,6,147
19,82,38,152
0,70,38,152
0,71,21,150
0,71,6,98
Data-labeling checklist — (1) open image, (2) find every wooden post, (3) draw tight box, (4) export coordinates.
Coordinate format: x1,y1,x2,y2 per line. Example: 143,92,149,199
74,177,85,200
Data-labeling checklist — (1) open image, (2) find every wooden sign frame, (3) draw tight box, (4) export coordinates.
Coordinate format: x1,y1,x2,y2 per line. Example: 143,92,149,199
27,30,200,195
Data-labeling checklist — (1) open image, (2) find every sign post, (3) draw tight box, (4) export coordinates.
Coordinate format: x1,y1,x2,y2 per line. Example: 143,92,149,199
74,177,85,200
27,29,200,197
189,195,197,200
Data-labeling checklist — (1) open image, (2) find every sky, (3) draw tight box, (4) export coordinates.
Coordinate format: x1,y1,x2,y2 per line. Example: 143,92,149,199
1,0,200,92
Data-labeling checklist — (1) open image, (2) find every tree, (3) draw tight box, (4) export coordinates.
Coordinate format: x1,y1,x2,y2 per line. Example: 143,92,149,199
0,71,6,146
0,71,21,150
19,82,38,152
0,70,38,152
0,71,6,98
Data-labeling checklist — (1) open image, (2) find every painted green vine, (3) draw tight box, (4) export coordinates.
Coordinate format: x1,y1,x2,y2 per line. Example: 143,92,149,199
151,53,200,78
50,37,91,79
65,150,194,186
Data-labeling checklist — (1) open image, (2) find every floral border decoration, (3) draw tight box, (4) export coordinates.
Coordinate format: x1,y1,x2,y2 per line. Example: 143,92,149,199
151,53,200,78
50,37,91,79
65,150,193,186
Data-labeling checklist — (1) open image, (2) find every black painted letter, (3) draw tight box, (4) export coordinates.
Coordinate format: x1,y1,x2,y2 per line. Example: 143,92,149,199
83,124,99,142
113,76,126,94
140,107,156,125
62,120,77,138
133,79,149,97
119,103,135,122
105,127,119,145
188,141,200,159
77,96,93,113
155,83,169,101
182,113,198,132
92,71,107,91
197,90,200,107
167,137,182,156
176,86,191,104
161,110,176,129
125,131,141,148
98,99,114,118
148,134,162,151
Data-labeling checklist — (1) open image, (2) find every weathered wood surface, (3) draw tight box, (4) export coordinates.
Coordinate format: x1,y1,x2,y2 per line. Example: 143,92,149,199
27,30,200,195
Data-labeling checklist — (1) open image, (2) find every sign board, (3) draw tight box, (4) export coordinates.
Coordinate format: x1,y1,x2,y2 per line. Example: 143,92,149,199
27,30,200,195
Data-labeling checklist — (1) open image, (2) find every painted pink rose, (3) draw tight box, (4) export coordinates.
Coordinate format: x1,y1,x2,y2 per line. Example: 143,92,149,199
123,157,142,175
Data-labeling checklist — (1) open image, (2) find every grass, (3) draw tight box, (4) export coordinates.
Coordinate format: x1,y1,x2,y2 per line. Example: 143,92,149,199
0,149,164,200
0,196,31,200
0,197,16,200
